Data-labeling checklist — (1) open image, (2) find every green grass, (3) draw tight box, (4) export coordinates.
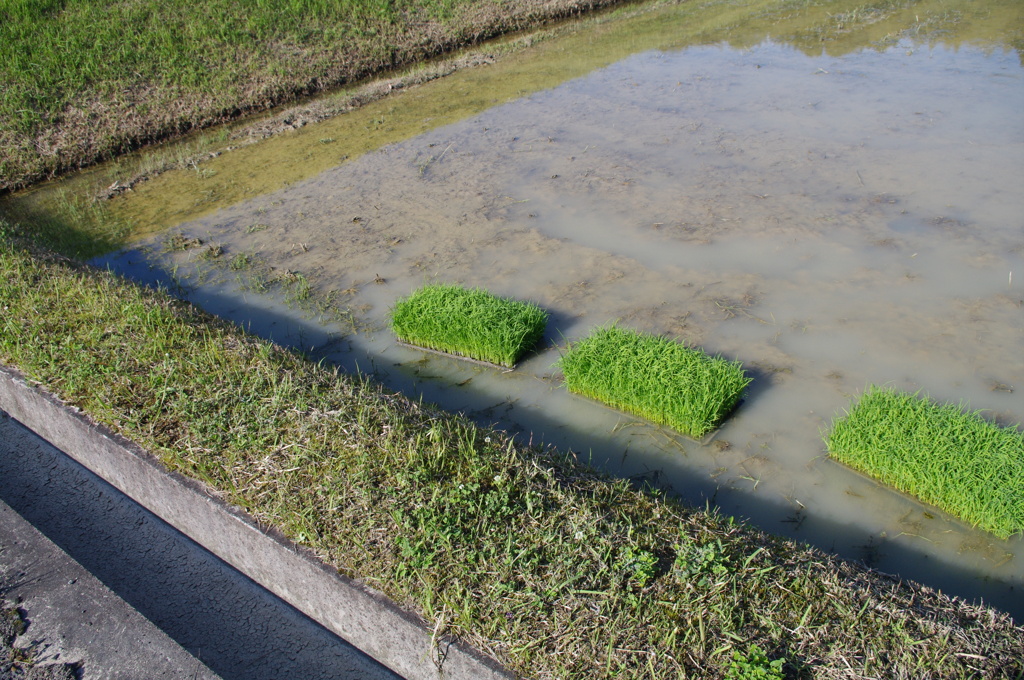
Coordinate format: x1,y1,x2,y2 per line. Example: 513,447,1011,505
558,324,751,438
4,0,1016,195
2,239,1024,678
3,0,1024,674
826,385,1024,539
0,0,564,191
390,283,548,367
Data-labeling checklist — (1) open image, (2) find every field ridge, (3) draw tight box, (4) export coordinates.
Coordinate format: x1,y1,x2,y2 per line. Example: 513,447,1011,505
0,0,628,193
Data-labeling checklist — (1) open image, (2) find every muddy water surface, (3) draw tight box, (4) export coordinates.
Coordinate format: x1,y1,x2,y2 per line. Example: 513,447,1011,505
96,1,1023,616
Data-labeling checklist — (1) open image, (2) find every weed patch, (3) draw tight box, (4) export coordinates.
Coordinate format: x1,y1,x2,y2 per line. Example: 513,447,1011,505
390,283,548,368
825,385,1024,539
725,644,785,680
558,324,750,438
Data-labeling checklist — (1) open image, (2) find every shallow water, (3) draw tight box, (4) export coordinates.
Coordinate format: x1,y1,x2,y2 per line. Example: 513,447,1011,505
91,1,1024,616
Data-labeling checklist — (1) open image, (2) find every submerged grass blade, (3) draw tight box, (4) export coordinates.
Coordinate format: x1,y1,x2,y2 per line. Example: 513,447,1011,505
826,385,1024,539
390,283,548,368
558,324,750,438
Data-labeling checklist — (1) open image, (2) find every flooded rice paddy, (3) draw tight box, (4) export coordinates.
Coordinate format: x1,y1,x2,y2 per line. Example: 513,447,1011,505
48,0,1024,616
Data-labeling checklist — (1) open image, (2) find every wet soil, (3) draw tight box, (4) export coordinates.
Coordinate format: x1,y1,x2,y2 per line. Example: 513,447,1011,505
103,11,1024,615
4,0,1016,619
92,46,524,203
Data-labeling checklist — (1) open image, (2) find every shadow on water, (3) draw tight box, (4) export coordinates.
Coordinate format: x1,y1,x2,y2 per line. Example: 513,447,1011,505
0,194,131,262
5,0,1021,627
97,250,1022,621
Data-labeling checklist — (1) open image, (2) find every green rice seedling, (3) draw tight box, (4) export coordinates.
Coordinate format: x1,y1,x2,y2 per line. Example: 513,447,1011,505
390,284,548,368
4,242,1024,679
557,324,750,438
826,385,1024,539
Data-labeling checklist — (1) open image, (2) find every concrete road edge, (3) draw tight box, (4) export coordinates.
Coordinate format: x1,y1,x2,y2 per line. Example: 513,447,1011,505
0,363,513,680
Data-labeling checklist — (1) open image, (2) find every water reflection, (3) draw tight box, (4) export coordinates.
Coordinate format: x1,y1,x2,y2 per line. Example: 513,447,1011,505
7,0,1021,235
92,4,1024,618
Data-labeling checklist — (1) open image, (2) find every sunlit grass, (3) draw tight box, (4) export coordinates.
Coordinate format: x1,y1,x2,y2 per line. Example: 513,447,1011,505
0,0,480,191
558,324,750,438
390,283,548,367
825,385,1024,539
0,0,444,133
2,241,1022,678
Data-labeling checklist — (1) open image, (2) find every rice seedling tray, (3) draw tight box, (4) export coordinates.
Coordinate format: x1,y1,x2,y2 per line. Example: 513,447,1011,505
570,390,740,445
825,385,1024,539
390,284,548,369
396,341,516,371
557,324,751,440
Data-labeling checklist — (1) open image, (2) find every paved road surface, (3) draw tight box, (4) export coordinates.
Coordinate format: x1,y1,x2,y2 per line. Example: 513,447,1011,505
0,410,402,680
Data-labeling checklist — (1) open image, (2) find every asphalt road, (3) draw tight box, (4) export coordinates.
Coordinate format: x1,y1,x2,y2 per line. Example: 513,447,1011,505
0,410,402,680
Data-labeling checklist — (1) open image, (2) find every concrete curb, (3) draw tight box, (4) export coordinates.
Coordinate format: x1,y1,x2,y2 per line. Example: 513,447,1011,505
0,363,513,680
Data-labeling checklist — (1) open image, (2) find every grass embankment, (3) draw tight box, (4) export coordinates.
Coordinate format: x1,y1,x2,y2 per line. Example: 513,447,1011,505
0,0,626,193
392,284,548,367
826,386,1024,540
559,324,750,438
3,234,1022,678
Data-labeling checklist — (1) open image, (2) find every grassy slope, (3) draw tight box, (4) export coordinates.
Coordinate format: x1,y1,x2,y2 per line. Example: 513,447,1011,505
2,232,1023,679
0,0,623,192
